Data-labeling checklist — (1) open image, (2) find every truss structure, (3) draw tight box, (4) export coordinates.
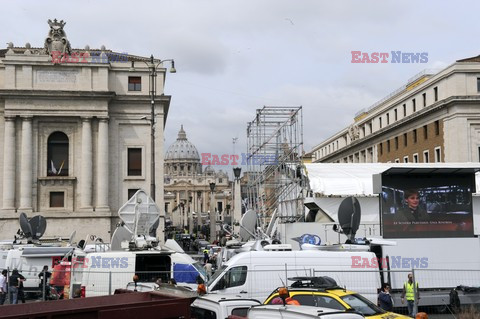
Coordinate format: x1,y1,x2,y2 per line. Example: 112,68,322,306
245,106,306,225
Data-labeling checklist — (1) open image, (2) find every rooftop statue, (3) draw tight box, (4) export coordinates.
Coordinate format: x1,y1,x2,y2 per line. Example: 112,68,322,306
42,19,71,56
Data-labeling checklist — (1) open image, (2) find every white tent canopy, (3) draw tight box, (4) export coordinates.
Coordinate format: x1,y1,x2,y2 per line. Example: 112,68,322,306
305,163,480,196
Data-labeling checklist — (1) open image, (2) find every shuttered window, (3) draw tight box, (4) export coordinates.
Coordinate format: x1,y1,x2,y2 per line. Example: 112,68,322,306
128,148,142,176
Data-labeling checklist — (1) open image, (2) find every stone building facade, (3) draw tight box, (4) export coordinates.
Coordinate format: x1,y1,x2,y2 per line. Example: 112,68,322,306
164,126,232,234
311,55,480,164
0,19,172,242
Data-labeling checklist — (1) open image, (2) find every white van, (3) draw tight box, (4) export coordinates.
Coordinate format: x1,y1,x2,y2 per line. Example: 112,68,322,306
79,250,207,297
207,250,380,303
2,246,74,293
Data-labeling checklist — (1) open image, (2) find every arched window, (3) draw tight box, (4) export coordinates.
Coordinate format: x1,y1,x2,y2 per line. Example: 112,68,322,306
47,132,69,176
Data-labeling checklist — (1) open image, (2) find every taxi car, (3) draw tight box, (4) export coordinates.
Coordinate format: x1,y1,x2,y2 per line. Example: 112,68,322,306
264,277,410,319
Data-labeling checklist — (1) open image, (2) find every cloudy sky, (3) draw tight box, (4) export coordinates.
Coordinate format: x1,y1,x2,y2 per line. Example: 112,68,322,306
2,0,480,174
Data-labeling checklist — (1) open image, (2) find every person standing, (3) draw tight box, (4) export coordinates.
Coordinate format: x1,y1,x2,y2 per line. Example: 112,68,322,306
0,270,7,305
38,265,51,299
9,269,21,304
401,273,420,317
204,259,213,280
378,283,393,311
17,271,26,304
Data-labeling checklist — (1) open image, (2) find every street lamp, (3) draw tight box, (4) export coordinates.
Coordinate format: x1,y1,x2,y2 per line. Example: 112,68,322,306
134,55,176,201
232,167,242,233
209,182,216,243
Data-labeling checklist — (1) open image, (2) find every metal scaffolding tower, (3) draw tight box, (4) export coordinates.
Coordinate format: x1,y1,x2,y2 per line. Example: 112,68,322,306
245,106,305,226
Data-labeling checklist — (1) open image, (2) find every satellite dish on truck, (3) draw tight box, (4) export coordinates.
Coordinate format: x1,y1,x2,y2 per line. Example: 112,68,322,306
111,225,133,251
336,197,361,243
18,213,47,243
19,213,33,243
239,210,257,242
117,189,160,249
29,215,47,240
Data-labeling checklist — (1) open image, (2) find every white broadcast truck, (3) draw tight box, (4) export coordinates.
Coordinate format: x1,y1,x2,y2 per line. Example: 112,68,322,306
62,190,208,298
206,249,381,303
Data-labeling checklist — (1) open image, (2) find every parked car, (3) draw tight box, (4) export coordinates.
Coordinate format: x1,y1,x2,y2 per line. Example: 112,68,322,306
191,294,261,318
246,305,365,319
263,277,409,319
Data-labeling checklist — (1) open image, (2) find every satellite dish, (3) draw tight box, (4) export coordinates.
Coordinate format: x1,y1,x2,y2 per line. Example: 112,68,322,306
77,239,86,250
29,215,47,240
149,218,159,238
19,213,33,242
118,189,159,237
265,209,277,238
239,210,257,242
111,225,133,251
337,197,361,243
68,231,76,246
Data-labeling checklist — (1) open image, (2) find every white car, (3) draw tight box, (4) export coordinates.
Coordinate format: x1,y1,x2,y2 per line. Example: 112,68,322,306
247,305,365,319
191,294,261,318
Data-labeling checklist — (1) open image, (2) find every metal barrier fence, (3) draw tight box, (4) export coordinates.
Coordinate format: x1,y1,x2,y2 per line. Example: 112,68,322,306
1,266,479,318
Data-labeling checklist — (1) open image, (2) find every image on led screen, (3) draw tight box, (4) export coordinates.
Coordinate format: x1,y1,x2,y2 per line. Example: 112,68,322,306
381,174,474,238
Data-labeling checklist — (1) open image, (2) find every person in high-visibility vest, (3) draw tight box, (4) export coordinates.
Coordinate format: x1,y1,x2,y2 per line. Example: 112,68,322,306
401,273,420,317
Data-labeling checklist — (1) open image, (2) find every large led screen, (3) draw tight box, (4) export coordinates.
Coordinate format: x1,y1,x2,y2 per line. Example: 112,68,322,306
381,174,474,238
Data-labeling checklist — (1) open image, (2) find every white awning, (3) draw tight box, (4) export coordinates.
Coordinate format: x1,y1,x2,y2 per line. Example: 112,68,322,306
305,163,480,196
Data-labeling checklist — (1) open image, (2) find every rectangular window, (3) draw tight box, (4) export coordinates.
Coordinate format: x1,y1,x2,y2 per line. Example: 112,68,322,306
387,140,391,152
477,78,480,92
413,129,417,143
423,125,428,139
379,117,383,128
412,98,416,112
434,87,438,101
395,136,398,150
379,143,383,155
128,189,139,200
403,133,408,147
403,156,409,163
422,93,426,107
394,109,398,121
435,147,441,162
50,192,64,208
413,153,419,163
423,150,429,163
128,148,142,176
403,104,406,116
368,122,372,134
435,120,440,135
362,126,365,137
128,76,141,91
386,113,390,125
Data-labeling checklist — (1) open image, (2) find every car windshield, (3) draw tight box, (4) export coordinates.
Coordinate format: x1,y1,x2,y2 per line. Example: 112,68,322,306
207,265,226,286
340,293,386,316
192,262,208,279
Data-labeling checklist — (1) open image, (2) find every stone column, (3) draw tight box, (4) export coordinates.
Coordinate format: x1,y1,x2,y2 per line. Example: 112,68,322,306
96,118,109,209
234,178,242,234
81,117,93,209
210,190,216,242
188,190,194,234
176,191,180,227
3,117,16,210
19,117,33,211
